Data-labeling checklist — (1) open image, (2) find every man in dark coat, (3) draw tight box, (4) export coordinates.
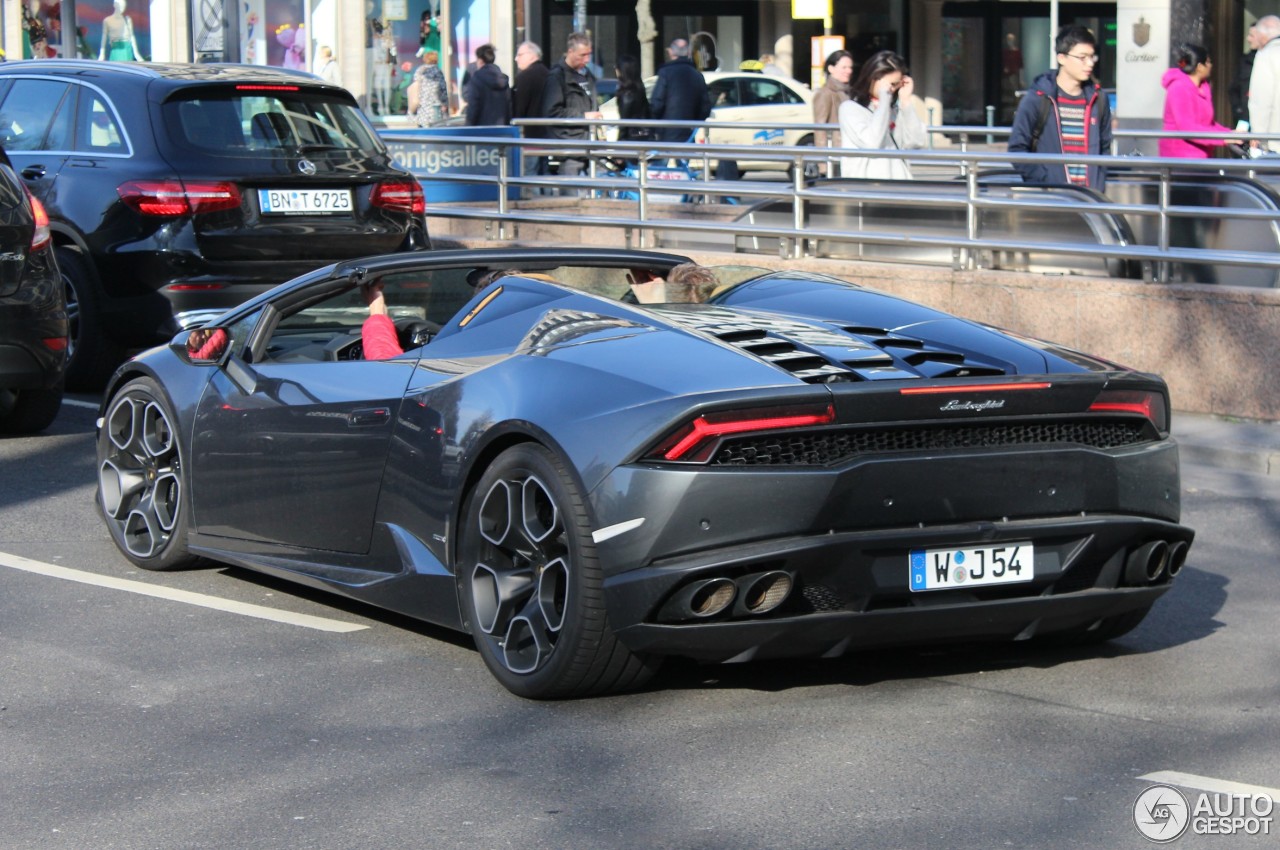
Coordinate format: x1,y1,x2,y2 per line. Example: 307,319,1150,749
1230,24,1262,128
539,32,601,182
464,44,512,126
512,40,551,184
512,41,549,137
649,38,712,142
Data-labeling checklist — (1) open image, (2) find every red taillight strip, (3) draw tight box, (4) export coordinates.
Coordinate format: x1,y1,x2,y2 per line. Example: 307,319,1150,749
1089,400,1156,418
234,85,300,91
663,405,836,461
900,382,1052,395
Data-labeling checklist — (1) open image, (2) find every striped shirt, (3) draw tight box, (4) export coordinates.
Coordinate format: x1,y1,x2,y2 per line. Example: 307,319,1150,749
1056,88,1091,186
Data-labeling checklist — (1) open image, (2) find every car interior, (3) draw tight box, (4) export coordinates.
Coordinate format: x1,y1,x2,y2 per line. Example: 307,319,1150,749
213,263,768,366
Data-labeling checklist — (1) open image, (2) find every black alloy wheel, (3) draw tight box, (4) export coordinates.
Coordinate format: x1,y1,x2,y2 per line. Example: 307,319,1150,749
458,443,658,699
97,377,201,571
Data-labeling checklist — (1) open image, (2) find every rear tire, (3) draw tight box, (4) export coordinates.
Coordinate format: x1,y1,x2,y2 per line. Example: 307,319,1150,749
96,377,202,571
0,385,63,434
457,443,660,699
57,246,125,392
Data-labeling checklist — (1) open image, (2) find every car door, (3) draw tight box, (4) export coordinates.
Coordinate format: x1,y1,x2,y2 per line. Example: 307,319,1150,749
0,77,75,205
190,283,422,555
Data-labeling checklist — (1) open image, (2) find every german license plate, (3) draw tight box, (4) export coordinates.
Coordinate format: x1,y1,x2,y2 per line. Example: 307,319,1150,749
258,188,352,214
909,543,1034,592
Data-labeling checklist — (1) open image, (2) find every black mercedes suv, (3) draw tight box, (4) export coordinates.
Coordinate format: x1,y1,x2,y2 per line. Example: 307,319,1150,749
0,61,430,388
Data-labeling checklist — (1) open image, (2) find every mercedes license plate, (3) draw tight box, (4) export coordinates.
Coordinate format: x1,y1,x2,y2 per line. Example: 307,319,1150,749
258,188,352,215
909,543,1034,592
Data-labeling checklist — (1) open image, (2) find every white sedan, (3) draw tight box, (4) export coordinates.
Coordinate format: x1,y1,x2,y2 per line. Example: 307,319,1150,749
599,72,816,176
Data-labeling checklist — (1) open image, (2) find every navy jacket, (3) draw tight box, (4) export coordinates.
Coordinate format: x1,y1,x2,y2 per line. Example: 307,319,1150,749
649,57,711,142
465,63,512,126
1008,70,1113,190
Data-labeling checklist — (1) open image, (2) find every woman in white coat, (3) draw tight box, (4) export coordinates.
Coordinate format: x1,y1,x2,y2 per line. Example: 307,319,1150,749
838,51,927,179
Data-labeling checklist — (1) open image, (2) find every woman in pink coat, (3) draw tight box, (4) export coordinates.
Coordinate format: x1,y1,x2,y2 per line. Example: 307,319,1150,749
1160,43,1235,157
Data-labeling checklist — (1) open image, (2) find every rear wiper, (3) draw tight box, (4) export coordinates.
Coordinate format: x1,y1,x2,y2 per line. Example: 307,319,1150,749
296,143,349,153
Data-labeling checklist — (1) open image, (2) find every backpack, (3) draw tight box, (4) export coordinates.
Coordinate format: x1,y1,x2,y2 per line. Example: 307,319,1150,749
1027,93,1053,152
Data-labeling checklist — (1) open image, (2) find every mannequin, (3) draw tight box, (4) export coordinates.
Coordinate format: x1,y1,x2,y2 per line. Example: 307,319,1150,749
23,1,48,59
99,0,142,62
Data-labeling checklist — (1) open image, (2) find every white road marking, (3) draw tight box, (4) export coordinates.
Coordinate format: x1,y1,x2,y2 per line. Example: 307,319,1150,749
0,551,368,633
1138,771,1280,799
61,397,100,410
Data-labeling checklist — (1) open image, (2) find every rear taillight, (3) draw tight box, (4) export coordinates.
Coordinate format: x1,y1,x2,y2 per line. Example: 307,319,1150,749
26,190,50,251
647,402,836,463
1089,389,1168,431
371,181,425,214
117,180,242,216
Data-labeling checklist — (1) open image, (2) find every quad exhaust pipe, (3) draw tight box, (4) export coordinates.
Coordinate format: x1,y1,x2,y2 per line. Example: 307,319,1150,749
659,570,796,622
1125,540,1169,585
1124,539,1190,585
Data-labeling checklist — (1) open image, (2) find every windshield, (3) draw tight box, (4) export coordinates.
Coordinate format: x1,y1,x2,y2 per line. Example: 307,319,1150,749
162,88,380,156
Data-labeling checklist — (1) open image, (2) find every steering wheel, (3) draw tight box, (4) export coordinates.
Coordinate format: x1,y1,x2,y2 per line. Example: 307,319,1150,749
394,317,440,350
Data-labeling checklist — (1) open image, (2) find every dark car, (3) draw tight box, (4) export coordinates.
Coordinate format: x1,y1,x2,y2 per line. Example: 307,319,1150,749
95,248,1193,699
0,147,66,433
0,60,429,389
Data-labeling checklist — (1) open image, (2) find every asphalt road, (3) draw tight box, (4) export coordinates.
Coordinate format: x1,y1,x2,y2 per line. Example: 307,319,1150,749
1,397,1277,850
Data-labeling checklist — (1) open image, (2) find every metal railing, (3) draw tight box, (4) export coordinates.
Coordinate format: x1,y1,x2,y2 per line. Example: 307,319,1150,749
384,118,1280,282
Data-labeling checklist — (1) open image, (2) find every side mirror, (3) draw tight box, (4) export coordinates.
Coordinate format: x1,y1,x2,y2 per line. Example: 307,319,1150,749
173,326,230,364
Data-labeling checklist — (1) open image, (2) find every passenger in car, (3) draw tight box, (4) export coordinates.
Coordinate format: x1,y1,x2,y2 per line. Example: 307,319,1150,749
627,263,716,303
360,281,405,360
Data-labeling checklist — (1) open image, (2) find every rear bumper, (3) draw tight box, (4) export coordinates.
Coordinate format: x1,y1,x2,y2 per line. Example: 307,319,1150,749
591,437,1190,661
604,513,1191,661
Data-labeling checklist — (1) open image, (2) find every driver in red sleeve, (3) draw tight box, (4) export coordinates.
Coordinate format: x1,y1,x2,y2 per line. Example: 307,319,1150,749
361,281,404,360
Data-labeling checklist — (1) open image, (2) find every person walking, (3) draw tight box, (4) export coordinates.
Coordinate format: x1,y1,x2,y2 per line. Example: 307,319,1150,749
1229,24,1261,129
513,41,550,181
408,50,448,127
464,44,512,126
615,54,654,142
650,38,711,142
1007,25,1113,190
1249,15,1280,152
837,50,927,179
813,49,853,152
1161,43,1236,158
540,32,601,183
315,45,341,86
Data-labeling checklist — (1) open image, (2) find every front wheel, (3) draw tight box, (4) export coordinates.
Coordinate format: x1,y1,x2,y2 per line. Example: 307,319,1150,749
457,443,659,699
96,377,202,571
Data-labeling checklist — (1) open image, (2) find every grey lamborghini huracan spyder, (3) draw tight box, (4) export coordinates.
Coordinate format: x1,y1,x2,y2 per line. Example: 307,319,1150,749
95,248,1193,698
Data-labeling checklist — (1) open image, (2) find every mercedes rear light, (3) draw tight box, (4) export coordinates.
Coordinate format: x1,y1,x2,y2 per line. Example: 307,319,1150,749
117,180,242,216
25,189,50,251
371,181,425,214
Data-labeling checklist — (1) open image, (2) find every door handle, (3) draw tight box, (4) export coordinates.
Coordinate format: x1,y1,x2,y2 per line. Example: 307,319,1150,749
20,165,46,180
350,407,391,427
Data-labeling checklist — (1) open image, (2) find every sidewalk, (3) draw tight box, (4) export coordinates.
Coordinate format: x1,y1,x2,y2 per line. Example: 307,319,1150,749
1173,411,1280,475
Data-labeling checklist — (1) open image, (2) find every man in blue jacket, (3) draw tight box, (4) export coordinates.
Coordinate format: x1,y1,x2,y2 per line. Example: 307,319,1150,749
465,44,512,126
1007,25,1113,190
650,38,712,142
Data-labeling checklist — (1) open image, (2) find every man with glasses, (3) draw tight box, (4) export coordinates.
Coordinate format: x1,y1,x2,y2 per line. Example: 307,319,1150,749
540,32,602,189
1008,25,1113,189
